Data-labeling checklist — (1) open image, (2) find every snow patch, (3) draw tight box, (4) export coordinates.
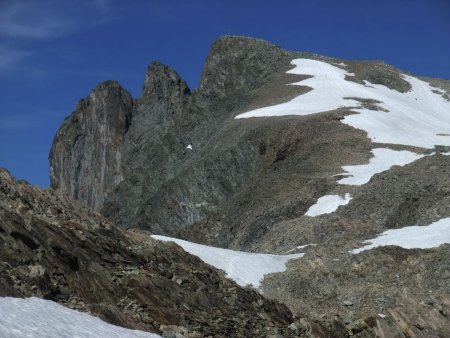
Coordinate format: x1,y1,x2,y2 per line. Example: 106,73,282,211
152,235,303,288
236,58,450,149
337,148,424,185
297,243,317,249
0,297,161,338
305,193,352,216
285,244,317,254
351,217,450,254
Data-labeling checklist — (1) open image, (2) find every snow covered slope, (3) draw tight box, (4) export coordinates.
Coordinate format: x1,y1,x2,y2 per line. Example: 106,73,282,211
337,148,424,185
0,297,161,338
152,235,304,288
236,58,450,149
305,149,425,216
351,217,450,254
238,58,449,220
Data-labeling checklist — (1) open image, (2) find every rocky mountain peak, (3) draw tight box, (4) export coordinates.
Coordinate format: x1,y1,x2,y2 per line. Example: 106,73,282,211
141,61,190,103
198,35,293,100
73,80,133,122
93,79,122,90
49,80,134,211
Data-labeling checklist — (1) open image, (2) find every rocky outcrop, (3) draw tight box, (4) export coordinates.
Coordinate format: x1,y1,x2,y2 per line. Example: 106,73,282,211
141,61,190,104
49,80,133,211
198,35,293,100
346,61,412,93
122,62,190,172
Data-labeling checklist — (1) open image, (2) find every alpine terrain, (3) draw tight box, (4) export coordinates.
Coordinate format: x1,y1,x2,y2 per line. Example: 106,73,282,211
1,36,450,337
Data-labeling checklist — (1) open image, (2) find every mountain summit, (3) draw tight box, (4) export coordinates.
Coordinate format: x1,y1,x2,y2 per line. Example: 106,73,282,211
46,35,450,337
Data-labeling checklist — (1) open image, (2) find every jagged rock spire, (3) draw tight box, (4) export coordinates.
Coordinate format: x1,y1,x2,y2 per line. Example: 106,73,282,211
49,80,134,210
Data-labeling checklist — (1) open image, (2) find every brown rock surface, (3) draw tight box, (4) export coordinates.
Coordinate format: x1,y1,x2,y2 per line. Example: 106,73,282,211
0,168,306,337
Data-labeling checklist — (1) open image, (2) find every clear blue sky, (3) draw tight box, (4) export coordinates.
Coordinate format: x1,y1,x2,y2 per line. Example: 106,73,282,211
0,0,449,187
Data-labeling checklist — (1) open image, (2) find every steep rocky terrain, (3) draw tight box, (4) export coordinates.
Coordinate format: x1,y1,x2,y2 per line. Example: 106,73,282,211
47,35,450,337
50,80,134,211
2,168,343,337
253,155,450,336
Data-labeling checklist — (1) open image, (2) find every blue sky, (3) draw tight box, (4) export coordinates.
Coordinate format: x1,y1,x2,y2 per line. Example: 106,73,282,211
0,0,449,187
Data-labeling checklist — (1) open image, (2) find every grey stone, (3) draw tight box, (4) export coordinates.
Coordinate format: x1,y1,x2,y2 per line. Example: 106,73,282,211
28,265,45,278
287,322,298,333
49,80,133,211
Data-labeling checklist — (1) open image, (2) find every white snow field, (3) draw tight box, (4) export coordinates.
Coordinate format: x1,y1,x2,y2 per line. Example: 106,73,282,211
152,235,304,288
236,58,450,149
0,297,161,338
305,193,352,216
351,217,450,254
337,148,424,185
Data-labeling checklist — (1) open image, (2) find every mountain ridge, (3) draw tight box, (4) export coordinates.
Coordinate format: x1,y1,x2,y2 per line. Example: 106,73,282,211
45,35,450,337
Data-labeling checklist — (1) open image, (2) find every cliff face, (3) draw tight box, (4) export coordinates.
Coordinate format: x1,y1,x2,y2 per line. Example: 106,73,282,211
122,62,190,173
49,80,133,211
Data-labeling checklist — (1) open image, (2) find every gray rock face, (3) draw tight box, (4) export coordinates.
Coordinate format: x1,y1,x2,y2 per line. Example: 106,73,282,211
100,36,299,235
141,61,190,103
198,35,293,100
49,80,133,210
106,62,193,231
123,61,190,172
